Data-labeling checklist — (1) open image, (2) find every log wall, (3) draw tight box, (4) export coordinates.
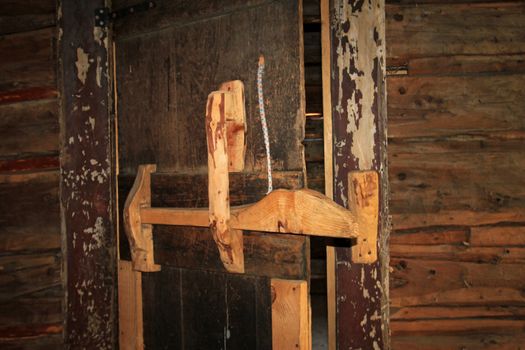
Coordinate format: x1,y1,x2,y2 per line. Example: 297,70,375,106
387,1,525,348
0,1,63,348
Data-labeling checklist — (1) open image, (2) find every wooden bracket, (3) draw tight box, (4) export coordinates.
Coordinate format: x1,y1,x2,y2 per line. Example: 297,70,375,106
123,164,161,272
348,171,379,264
122,81,380,273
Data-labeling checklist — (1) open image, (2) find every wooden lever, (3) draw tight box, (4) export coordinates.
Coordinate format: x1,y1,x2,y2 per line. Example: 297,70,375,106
123,80,380,273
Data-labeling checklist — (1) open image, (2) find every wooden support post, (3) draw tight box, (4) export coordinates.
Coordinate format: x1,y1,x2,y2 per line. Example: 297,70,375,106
206,91,244,273
327,0,390,348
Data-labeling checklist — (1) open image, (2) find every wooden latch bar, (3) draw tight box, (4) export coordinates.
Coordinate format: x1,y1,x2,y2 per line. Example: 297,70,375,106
123,80,380,273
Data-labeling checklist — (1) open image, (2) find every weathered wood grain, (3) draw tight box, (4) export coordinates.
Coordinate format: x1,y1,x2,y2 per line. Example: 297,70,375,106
142,266,272,349
59,1,116,347
0,28,56,93
390,258,525,307
391,305,525,320
115,0,305,173
328,0,390,348
386,2,525,64
388,74,525,138
0,0,55,35
392,333,525,350
0,100,58,158
470,226,525,247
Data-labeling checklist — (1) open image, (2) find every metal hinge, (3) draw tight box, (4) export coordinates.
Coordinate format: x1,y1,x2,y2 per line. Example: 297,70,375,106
95,1,156,27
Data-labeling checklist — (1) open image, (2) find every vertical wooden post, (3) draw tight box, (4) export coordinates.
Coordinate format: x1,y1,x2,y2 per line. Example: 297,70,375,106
328,0,390,348
59,0,116,348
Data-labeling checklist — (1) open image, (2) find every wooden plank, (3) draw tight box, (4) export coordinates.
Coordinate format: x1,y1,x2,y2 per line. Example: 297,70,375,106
392,209,525,231
0,99,59,158
271,279,309,350
140,188,359,239
142,267,272,349
387,74,525,138
115,0,305,174
386,2,525,63
0,28,56,93
0,0,55,35
153,228,308,280
59,0,116,347
392,333,525,350
0,156,59,173
389,151,525,218
0,171,59,246
391,244,525,264
391,319,525,336
0,87,57,106
0,334,63,350
0,252,61,302
329,0,390,348
390,227,469,246
471,226,525,247
391,305,525,320
390,258,525,307
321,0,332,200
118,261,143,350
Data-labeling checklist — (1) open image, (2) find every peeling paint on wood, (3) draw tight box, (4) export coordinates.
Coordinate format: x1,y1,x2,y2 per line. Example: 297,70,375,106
59,0,116,348
329,0,390,348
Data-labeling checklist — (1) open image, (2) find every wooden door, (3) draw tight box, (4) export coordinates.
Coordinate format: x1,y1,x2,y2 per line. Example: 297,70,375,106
113,0,307,348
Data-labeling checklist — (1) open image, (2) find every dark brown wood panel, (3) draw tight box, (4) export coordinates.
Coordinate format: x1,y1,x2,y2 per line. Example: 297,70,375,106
388,74,525,138
0,99,58,158
0,0,56,35
115,0,305,173
142,267,272,350
0,28,56,93
386,2,525,65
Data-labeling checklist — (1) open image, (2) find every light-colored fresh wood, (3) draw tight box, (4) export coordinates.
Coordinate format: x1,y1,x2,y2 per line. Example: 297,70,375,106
218,80,246,172
206,91,244,273
140,188,360,239
118,260,144,350
271,279,309,350
321,0,333,200
123,164,160,272
348,171,379,263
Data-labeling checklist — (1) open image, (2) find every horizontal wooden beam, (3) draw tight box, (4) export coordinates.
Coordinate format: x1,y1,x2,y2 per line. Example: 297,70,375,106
141,189,359,239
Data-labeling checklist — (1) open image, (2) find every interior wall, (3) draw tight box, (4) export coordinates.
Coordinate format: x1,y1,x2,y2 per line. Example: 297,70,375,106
386,0,525,348
0,0,63,348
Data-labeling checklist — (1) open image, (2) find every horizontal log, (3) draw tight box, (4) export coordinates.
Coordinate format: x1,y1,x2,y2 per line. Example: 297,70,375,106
0,88,57,106
0,28,56,92
387,74,525,138
392,208,525,231
0,334,63,350
471,226,525,247
0,156,59,173
391,305,525,321
390,227,469,245
0,323,62,340
0,99,59,158
391,244,525,264
396,54,525,76
392,333,525,350
391,258,525,307
386,2,525,62
391,319,525,336
0,296,61,327
0,0,55,35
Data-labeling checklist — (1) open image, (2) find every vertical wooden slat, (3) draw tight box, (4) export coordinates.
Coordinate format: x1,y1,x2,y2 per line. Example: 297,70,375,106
59,1,116,348
118,261,143,350
271,279,309,350
329,0,390,349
